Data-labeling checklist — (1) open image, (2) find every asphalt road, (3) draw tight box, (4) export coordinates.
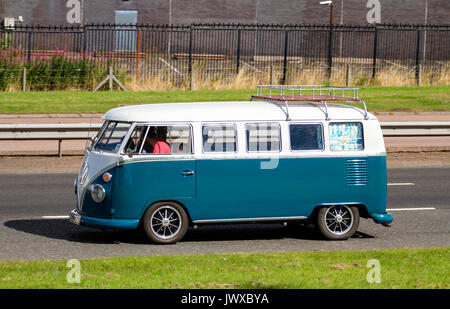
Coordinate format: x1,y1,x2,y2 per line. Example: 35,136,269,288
0,168,449,260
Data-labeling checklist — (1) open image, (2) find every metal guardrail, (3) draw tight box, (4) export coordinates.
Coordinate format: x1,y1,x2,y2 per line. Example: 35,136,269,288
0,123,102,140
0,122,449,156
380,122,450,137
0,123,102,156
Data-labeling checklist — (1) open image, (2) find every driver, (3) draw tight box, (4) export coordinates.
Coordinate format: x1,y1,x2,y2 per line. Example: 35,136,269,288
143,126,171,154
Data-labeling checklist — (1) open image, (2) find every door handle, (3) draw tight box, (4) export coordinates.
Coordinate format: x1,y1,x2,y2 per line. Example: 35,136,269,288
181,170,195,176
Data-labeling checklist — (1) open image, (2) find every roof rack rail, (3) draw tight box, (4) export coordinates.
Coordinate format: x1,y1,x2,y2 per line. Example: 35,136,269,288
250,85,368,121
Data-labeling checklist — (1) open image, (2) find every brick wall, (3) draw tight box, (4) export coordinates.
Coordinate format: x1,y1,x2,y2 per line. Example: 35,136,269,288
0,0,448,26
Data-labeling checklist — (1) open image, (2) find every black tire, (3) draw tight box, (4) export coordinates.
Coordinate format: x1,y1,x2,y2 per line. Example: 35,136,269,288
142,202,189,244
316,205,360,240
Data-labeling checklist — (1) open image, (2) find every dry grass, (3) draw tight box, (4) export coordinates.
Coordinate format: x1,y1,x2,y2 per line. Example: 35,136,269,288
374,68,417,87
4,83,22,92
194,69,270,90
125,72,183,91
124,63,450,91
421,64,450,86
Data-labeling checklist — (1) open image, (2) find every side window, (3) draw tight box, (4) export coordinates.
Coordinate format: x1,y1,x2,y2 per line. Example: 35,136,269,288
329,122,364,151
125,125,148,154
246,122,281,152
202,124,237,153
125,125,192,155
168,125,192,154
290,124,324,151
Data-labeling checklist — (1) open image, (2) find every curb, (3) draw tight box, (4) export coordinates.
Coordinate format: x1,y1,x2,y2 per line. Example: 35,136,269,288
387,146,450,153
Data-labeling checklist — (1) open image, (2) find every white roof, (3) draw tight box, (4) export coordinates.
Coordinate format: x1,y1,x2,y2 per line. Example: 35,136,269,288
103,101,376,122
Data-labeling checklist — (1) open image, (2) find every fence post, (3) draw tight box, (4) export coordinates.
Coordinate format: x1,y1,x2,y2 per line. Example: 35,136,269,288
417,64,422,87
372,26,378,80
415,30,422,86
93,65,128,92
270,64,274,85
190,65,194,91
27,31,33,63
82,28,87,58
236,29,241,73
282,30,289,85
188,27,194,91
136,28,141,81
22,67,27,91
58,139,63,157
328,25,334,80
108,66,113,91
346,64,351,87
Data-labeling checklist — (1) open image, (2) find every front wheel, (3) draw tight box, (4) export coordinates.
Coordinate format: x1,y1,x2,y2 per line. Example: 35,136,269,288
316,205,360,240
142,202,189,244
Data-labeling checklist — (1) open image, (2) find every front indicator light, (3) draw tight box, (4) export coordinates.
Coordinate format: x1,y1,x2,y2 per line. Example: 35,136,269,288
90,184,106,203
103,172,112,183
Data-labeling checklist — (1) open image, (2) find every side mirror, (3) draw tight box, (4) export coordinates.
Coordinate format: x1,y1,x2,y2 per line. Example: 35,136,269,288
126,149,134,158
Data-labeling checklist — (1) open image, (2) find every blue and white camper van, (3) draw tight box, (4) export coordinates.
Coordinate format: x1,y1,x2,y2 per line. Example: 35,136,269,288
70,85,393,243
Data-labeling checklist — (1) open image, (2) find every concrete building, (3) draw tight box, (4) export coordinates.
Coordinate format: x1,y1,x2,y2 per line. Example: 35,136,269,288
0,0,449,27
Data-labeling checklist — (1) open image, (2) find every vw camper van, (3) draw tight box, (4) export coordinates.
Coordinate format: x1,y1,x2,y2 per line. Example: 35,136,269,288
70,85,393,243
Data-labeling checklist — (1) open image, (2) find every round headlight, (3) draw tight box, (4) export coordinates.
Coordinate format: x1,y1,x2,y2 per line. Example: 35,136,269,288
90,184,106,203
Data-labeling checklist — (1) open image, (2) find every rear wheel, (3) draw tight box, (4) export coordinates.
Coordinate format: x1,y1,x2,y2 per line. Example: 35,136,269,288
142,202,188,244
316,205,359,240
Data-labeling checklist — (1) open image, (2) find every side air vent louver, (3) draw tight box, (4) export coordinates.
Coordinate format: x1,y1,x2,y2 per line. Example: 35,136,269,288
346,159,367,186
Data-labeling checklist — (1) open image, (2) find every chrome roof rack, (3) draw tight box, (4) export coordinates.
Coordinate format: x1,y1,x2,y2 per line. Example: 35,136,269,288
250,85,368,121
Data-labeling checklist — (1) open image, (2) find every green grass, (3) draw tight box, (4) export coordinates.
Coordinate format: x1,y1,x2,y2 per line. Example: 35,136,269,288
0,86,448,114
0,248,448,289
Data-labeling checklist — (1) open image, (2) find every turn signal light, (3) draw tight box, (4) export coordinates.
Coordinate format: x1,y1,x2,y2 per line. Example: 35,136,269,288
103,172,112,183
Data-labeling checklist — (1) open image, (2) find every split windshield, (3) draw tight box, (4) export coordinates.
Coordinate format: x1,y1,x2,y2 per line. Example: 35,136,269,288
93,121,132,153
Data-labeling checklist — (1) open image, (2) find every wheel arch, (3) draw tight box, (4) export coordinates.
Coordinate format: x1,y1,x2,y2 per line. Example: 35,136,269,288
311,203,369,220
138,199,194,228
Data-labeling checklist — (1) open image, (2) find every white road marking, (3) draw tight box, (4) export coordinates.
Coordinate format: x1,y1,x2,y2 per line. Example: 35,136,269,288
386,207,436,211
41,216,69,219
388,183,415,186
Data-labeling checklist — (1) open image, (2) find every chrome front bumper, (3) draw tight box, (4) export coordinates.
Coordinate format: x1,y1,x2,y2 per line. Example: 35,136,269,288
69,209,81,225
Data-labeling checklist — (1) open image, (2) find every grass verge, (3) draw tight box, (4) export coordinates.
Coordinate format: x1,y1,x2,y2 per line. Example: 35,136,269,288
0,86,449,114
0,248,448,289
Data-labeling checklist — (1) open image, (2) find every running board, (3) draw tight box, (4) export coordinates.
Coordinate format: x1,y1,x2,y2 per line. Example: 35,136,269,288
192,216,308,224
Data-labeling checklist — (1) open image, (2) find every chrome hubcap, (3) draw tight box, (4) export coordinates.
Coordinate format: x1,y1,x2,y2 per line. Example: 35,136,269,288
324,205,353,236
151,206,182,240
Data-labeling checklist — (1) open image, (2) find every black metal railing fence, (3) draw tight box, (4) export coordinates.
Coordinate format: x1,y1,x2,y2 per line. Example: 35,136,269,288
0,23,449,90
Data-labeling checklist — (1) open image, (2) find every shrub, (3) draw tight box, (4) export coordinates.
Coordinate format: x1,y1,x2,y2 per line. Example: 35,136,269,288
0,48,128,91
